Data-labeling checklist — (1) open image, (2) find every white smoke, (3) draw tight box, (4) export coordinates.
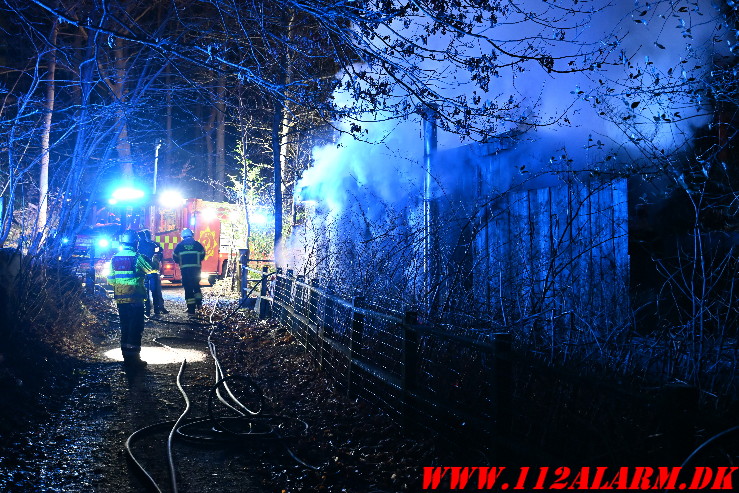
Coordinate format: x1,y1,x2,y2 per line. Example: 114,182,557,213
284,0,729,275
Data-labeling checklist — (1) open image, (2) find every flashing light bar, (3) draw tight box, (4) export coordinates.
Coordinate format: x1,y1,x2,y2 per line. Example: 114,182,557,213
111,186,145,204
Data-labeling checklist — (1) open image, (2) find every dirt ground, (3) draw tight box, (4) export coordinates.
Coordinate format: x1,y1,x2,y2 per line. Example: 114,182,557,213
0,283,449,493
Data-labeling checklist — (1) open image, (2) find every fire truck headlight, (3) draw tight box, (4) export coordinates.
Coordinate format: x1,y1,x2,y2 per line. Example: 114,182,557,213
101,261,112,277
97,238,110,248
200,272,210,279
201,208,217,221
158,190,185,209
61,237,70,244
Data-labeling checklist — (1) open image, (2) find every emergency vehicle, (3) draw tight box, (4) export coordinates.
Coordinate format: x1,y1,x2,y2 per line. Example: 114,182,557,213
72,194,243,286
151,198,241,285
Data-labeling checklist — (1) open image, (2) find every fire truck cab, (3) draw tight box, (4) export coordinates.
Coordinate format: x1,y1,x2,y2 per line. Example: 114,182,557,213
73,196,240,287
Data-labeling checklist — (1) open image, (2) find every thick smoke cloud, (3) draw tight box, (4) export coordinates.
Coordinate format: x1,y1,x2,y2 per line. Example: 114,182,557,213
285,0,727,275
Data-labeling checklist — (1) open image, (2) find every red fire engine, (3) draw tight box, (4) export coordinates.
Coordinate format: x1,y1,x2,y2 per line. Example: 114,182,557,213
151,198,240,285
72,194,241,287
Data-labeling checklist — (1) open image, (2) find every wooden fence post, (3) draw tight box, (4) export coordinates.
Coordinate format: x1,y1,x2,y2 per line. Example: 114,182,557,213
308,278,319,325
295,274,306,346
402,311,419,426
238,248,249,305
347,294,365,396
260,266,268,296
318,284,336,370
283,269,293,327
274,267,283,321
308,278,319,355
256,265,271,319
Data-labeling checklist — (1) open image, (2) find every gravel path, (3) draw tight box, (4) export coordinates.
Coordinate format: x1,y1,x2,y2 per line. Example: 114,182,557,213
1,283,443,493
1,285,270,493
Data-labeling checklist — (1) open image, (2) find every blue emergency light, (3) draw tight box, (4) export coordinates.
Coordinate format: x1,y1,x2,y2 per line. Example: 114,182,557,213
109,186,145,205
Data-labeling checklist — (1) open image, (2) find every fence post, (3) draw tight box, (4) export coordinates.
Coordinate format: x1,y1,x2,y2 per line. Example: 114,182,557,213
238,248,249,306
295,274,306,346
284,269,294,333
492,332,512,445
308,278,319,325
260,266,268,296
347,294,365,396
307,278,319,355
274,267,284,323
256,266,271,319
402,311,419,426
296,274,305,308
318,283,336,370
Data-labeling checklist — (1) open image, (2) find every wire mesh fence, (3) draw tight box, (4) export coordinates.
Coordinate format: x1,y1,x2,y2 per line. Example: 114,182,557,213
242,266,713,463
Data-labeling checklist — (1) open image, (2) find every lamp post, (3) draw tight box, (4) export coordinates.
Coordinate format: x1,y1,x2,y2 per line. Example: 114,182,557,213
153,139,162,195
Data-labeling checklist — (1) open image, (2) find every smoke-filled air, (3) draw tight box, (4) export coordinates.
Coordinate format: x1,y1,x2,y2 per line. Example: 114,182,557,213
285,0,727,310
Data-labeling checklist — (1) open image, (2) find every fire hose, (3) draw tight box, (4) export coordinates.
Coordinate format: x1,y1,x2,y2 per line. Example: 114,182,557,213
125,310,321,493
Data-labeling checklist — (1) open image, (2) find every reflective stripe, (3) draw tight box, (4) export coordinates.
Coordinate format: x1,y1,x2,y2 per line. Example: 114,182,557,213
115,295,145,304
116,293,145,299
112,273,137,279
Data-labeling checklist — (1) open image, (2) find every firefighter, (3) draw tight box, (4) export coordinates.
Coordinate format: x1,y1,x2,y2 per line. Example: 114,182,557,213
137,229,169,316
107,229,157,370
173,227,206,314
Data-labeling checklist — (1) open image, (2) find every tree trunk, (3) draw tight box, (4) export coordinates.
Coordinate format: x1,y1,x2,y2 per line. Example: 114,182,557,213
112,38,133,178
36,20,59,236
204,103,216,197
215,75,226,201
273,99,284,252
273,10,296,255
165,66,172,187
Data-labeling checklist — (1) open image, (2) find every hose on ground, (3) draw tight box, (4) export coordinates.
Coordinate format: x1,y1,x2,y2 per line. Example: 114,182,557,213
168,360,190,493
125,292,322,492
680,424,739,467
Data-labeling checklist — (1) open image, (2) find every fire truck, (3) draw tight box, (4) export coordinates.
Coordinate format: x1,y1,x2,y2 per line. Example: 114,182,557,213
71,195,242,286
151,198,241,285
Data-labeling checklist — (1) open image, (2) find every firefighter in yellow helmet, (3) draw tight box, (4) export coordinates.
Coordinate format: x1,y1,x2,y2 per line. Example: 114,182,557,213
173,227,206,314
107,230,157,370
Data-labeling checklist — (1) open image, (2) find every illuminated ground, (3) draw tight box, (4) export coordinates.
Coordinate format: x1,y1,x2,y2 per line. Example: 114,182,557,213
0,282,444,492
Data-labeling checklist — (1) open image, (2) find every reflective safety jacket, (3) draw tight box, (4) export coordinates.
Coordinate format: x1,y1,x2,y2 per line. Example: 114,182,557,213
107,247,156,304
173,237,206,269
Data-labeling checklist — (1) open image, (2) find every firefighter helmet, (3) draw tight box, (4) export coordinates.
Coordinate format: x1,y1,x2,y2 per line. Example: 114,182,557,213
181,228,194,238
120,230,138,245
137,229,151,241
